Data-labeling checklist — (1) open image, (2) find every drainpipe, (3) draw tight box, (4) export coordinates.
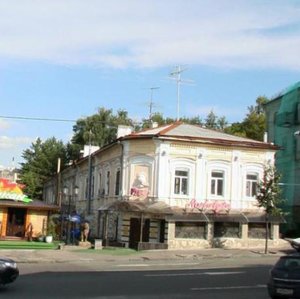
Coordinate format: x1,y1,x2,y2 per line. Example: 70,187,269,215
119,140,124,199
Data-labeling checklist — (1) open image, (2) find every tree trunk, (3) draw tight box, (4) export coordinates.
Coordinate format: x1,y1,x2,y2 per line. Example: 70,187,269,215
265,213,269,254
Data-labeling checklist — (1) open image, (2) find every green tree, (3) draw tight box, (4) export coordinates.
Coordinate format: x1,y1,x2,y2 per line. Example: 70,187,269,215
256,164,283,254
225,96,269,141
205,110,217,129
204,110,228,130
180,115,203,125
71,107,134,159
20,137,67,199
140,112,167,129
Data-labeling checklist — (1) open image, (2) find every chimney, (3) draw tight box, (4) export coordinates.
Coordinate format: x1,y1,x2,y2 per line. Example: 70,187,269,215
117,125,133,138
151,122,158,128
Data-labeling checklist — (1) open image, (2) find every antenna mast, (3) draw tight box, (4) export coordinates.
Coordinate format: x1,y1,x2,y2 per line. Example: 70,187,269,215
147,87,160,120
169,65,193,121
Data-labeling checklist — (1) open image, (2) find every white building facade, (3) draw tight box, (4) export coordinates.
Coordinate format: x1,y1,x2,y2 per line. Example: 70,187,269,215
44,123,285,250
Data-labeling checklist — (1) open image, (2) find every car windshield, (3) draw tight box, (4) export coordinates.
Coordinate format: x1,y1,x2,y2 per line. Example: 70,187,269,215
275,258,300,271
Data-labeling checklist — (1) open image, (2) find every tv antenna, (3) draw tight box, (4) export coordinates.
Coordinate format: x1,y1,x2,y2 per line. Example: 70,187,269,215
169,65,194,121
145,86,160,120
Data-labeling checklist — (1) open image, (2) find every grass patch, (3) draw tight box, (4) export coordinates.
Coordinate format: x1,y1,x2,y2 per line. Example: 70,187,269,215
0,240,59,250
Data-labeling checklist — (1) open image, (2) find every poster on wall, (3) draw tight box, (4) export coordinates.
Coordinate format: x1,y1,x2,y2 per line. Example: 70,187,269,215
130,165,150,200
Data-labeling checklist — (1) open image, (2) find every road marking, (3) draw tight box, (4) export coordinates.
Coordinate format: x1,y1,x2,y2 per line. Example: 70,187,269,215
145,271,244,277
116,262,199,268
205,271,243,275
191,284,266,291
118,264,150,267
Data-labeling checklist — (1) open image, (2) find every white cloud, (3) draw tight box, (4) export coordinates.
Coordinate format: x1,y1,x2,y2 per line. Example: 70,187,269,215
0,135,33,149
0,119,11,131
0,0,299,70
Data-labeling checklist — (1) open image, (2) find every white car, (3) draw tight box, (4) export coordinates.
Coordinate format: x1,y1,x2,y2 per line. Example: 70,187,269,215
286,238,300,251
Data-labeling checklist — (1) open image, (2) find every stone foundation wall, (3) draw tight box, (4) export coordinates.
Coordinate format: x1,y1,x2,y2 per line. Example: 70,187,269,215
168,238,211,249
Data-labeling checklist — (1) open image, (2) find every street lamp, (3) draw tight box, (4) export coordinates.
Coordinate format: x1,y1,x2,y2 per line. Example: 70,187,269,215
63,185,79,244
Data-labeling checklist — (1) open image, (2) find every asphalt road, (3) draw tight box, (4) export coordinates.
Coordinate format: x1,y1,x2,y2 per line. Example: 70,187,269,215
0,263,273,299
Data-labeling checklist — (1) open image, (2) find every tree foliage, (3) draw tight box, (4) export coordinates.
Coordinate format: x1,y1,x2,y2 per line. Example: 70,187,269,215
19,137,67,199
70,107,134,158
225,96,269,141
255,163,284,253
204,110,228,130
256,164,283,214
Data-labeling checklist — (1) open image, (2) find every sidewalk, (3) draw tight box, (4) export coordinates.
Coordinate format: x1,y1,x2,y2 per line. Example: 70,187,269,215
0,242,295,264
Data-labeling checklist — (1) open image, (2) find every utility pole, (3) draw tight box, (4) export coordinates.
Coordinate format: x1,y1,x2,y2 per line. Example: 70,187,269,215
87,130,92,214
169,65,193,121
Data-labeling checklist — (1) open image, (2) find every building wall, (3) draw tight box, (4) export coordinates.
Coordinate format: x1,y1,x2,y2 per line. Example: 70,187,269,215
156,140,273,211
265,86,300,234
26,210,48,238
0,208,48,239
43,132,280,248
0,208,7,237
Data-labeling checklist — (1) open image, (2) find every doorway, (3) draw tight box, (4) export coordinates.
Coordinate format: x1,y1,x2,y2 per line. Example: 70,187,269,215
129,217,150,249
6,208,26,237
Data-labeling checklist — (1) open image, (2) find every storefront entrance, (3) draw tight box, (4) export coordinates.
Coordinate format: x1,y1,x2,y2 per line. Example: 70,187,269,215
6,208,26,237
129,217,150,249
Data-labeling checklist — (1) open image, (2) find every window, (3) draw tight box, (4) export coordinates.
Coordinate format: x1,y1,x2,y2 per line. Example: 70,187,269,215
248,223,271,239
214,222,240,238
115,169,120,196
84,177,88,199
246,173,258,197
105,171,110,195
91,174,95,199
211,171,224,196
174,170,188,195
175,222,206,239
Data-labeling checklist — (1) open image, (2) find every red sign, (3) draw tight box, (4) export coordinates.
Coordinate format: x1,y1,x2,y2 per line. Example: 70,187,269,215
186,199,230,213
130,187,149,198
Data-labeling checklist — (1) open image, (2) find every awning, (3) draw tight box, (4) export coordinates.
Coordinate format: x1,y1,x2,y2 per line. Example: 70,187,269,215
0,199,59,211
166,212,209,222
243,213,286,223
208,213,248,223
98,200,173,215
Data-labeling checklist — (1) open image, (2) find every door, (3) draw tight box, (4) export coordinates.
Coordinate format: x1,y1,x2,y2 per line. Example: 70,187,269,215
159,220,166,243
6,208,26,237
142,219,150,242
129,218,140,249
129,217,150,249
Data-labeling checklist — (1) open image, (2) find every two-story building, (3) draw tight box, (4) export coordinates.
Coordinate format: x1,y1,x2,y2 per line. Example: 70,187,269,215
44,122,285,249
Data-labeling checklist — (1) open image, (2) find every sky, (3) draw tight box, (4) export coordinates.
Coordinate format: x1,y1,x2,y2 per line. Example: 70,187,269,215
1,0,300,168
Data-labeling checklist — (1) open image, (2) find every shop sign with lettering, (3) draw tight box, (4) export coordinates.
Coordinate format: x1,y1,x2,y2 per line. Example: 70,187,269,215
186,199,230,213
